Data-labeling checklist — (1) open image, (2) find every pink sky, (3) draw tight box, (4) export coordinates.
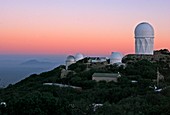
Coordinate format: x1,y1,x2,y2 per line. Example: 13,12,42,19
0,0,170,55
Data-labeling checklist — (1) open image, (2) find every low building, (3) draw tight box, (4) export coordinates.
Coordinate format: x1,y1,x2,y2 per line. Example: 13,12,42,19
92,72,121,82
88,57,108,63
43,83,82,90
60,69,73,78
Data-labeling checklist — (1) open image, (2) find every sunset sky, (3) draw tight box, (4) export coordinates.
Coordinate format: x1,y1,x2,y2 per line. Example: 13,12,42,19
0,0,170,55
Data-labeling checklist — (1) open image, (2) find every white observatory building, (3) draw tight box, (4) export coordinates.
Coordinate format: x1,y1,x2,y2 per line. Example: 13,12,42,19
110,52,123,64
65,55,76,70
75,53,84,61
134,22,154,55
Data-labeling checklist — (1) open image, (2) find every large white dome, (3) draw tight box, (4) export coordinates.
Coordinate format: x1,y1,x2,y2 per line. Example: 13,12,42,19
75,53,84,61
66,55,75,62
135,22,154,38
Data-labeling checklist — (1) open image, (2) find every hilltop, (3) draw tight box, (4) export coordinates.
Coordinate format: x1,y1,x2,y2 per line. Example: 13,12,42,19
123,49,170,78
0,49,170,114
123,49,170,64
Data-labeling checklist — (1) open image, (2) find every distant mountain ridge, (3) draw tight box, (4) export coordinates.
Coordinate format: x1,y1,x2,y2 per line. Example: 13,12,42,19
21,59,54,65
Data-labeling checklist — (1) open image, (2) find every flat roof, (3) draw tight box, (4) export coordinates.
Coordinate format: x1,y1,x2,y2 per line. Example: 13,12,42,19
92,73,119,78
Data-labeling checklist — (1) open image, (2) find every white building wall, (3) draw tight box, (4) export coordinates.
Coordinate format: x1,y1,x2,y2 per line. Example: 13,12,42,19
135,38,154,55
66,61,75,70
92,77,118,82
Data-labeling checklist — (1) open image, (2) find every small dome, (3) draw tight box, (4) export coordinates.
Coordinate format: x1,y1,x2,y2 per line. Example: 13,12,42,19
75,53,84,61
110,52,123,60
66,55,75,62
135,22,154,38
110,52,123,64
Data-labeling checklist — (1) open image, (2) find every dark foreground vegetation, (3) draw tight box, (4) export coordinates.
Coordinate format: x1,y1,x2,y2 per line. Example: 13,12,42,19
0,55,170,114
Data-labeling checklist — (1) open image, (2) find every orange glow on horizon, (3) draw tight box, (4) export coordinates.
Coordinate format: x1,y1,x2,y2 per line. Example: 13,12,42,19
0,0,170,55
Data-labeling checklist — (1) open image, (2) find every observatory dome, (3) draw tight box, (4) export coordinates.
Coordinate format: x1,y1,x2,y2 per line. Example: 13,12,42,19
75,53,84,61
66,55,75,62
135,22,154,38
110,52,123,60
110,52,123,64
